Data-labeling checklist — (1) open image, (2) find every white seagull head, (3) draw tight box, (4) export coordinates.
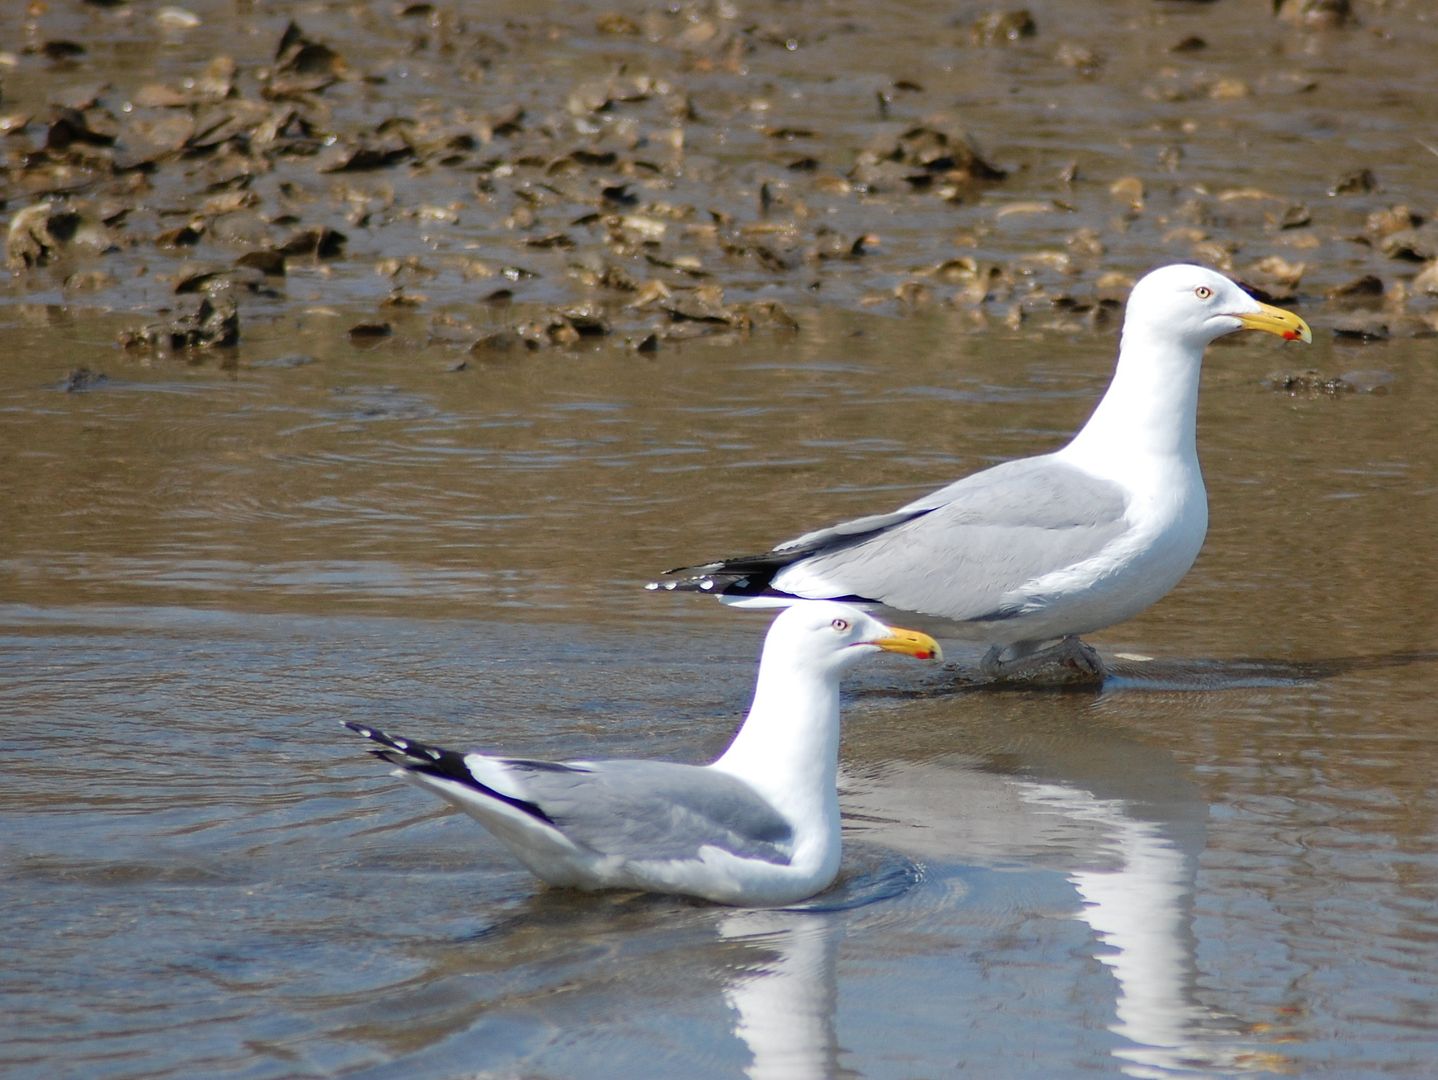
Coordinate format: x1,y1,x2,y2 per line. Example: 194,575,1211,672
763,600,942,676
1124,263,1312,350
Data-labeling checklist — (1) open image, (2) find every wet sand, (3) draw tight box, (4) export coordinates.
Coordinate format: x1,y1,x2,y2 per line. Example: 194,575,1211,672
5,0,1438,355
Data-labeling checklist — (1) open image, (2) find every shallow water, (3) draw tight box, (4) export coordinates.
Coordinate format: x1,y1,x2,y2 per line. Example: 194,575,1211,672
7,1,1438,1077
5,302,1438,1079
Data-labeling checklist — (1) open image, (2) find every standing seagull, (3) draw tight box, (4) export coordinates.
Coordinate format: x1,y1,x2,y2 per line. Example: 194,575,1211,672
650,264,1311,681
344,602,940,906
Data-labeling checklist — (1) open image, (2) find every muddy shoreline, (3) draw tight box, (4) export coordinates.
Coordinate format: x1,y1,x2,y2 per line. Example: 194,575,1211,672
4,0,1437,363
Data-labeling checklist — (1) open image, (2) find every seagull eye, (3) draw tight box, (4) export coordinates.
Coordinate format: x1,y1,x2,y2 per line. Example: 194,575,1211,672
1194,285,1212,300
830,618,850,632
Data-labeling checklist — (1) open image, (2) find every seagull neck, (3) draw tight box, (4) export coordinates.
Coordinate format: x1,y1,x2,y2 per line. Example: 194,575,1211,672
1063,332,1201,468
712,657,841,802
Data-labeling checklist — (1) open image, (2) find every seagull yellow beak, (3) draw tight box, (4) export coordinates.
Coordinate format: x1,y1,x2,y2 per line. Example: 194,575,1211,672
1235,301,1312,343
870,626,943,662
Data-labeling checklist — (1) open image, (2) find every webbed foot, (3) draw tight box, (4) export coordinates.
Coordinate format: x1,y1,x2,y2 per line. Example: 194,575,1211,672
978,636,1106,685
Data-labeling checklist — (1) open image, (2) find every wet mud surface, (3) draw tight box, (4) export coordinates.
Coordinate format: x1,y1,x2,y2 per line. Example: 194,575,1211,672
5,0,1438,363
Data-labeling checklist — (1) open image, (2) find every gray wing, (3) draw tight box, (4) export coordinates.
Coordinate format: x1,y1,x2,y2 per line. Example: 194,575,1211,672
770,455,1131,621
508,758,795,865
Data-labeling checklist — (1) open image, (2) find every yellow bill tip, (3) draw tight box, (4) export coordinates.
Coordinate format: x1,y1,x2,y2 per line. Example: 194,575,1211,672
1237,301,1312,344
871,627,943,662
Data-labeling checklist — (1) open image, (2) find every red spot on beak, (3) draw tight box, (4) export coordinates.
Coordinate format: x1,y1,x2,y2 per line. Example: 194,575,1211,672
1283,330,1300,341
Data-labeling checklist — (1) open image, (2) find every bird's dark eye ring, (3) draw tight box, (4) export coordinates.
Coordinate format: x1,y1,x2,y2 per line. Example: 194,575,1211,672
831,618,850,631
1195,285,1212,300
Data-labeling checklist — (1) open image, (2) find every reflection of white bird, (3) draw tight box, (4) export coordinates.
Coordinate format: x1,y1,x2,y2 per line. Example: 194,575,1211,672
720,910,843,1080
1069,820,1211,1078
653,265,1311,680
1020,781,1246,1079
345,601,939,906
843,743,1275,1077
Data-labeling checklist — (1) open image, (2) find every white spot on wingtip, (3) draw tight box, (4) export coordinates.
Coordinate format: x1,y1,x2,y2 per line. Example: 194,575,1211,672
425,748,441,760
699,578,714,591
644,582,659,590
393,738,409,750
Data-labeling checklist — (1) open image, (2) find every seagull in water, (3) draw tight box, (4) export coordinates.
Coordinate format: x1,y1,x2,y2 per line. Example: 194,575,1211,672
344,601,940,906
650,264,1311,682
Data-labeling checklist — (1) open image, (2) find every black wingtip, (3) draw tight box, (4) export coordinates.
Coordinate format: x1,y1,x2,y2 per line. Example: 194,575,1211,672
646,567,793,599
653,508,936,599
344,720,557,826
644,576,725,594
344,720,448,764
344,720,396,743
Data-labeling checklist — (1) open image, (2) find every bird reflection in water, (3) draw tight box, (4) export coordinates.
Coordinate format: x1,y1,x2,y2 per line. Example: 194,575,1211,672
837,721,1291,1078
718,909,845,1080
